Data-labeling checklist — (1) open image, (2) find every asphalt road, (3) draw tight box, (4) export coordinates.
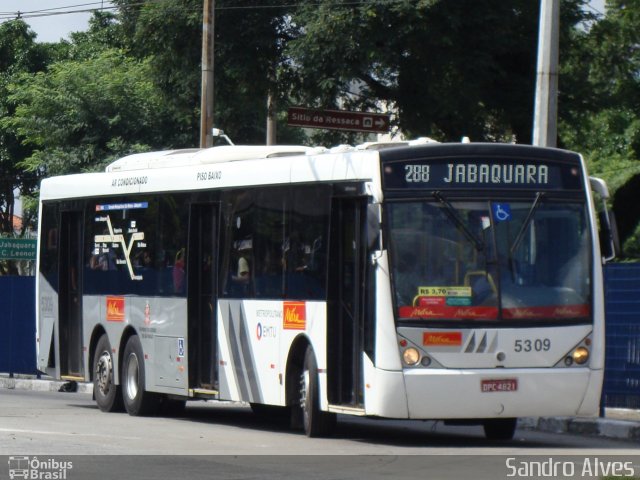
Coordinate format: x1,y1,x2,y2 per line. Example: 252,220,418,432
1,389,638,479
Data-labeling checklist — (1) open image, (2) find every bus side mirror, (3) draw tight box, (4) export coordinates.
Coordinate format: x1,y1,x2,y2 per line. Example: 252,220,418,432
590,176,620,262
598,209,620,262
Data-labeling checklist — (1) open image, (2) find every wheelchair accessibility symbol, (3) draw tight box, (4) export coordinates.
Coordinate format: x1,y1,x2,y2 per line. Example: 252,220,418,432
492,203,512,222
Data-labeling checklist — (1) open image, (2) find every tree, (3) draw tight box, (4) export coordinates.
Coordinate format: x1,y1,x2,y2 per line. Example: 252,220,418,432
113,0,303,145
0,20,53,236
285,0,579,143
559,1,640,257
6,49,167,176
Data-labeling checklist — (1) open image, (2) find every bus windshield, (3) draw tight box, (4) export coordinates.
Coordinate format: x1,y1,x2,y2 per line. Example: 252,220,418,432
387,196,591,323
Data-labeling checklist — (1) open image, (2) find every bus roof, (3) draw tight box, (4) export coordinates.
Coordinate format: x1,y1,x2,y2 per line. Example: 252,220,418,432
39,144,383,202
105,145,318,172
39,141,584,202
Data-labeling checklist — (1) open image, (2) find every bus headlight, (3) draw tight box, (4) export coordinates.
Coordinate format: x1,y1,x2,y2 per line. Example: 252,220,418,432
572,347,590,365
403,347,420,366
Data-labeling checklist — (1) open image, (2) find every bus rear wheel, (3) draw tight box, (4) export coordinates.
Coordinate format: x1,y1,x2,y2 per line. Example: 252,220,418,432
93,334,123,412
483,418,517,440
122,335,160,416
299,346,336,437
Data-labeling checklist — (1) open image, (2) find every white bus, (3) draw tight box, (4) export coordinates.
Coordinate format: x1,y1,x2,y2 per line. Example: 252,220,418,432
36,141,615,439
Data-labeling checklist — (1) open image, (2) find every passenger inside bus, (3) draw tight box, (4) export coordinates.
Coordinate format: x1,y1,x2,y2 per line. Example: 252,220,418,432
173,248,186,294
236,256,250,281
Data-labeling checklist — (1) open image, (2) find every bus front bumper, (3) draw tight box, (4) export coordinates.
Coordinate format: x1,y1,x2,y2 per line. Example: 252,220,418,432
402,367,603,420
365,366,603,420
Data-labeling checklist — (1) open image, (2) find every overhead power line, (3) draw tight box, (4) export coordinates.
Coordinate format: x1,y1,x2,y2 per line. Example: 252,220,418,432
1,1,434,22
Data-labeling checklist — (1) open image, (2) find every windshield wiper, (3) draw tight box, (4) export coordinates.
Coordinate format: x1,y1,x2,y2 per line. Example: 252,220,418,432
433,191,485,252
509,192,545,256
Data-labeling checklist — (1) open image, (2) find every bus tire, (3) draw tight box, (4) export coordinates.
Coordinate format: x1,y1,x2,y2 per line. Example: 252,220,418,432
483,418,517,440
93,334,123,412
122,335,160,416
300,346,336,437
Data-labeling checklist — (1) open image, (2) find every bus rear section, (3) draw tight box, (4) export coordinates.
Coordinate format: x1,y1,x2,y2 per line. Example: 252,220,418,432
370,143,605,439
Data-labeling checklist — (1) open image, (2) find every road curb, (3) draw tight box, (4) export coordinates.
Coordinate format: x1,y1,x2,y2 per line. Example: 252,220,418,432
520,415,640,441
0,374,93,394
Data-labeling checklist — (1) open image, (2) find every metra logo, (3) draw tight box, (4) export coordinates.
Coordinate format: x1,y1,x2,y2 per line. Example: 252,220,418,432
283,301,306,330
423,331,462,346
106,296,125,321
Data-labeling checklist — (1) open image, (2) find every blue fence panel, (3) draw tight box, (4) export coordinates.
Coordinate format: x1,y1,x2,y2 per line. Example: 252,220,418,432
0,276,37,375
603,263,640,409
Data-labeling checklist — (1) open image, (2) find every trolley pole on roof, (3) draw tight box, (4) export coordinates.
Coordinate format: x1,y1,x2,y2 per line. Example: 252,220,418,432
532,0,559,148
200,0,215,148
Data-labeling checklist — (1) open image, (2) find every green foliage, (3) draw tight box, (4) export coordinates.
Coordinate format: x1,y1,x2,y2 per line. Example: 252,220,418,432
561,108,640,190
113,0,299,145
559,2,640,257
285,0,591,143
6,49,165,176
0,20,52,234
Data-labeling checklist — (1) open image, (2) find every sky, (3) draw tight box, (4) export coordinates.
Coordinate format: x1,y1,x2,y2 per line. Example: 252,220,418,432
0,1,115,42
1,0,608,44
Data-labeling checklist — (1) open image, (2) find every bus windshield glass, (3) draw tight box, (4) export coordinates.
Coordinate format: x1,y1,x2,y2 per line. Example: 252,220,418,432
387,197,591,323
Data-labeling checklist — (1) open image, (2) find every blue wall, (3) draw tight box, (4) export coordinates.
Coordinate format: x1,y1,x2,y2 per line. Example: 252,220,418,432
0,276,37,375
603,263,640,409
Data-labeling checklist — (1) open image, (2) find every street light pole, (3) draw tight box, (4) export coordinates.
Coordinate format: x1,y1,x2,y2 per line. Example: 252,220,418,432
532,0,559,147
200,0,215,148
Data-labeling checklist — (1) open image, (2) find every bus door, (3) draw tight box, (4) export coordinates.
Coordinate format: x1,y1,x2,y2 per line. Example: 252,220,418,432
58,210,84,379
187,203,219,392
327,196,367,408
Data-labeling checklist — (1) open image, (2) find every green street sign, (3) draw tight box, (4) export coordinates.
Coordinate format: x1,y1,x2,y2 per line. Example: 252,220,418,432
0,238,37,261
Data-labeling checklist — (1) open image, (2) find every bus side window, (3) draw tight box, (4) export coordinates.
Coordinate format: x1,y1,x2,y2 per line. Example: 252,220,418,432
220,190,255,298
286,186,330,300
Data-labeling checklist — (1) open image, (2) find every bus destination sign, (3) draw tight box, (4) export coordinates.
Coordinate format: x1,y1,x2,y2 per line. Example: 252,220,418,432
382,158,583,191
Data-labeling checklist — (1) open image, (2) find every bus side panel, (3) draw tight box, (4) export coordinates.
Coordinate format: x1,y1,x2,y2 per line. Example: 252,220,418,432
373,251,403,371
362,354,409,418
217,299,327,407
218,299,277,404
577,369,604,416
82,296,102,382
81,295,190,394
134,297,189,394
293,301,328,409
36,274,58,377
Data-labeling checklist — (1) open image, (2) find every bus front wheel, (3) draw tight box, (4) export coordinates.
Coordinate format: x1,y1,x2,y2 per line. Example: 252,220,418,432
122,335,159,416
299,346,336,437
93,334,123,412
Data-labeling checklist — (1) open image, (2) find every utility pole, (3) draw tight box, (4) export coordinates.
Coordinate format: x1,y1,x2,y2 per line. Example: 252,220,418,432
532,0,559,147
200,0,215,148
266,91,276,145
